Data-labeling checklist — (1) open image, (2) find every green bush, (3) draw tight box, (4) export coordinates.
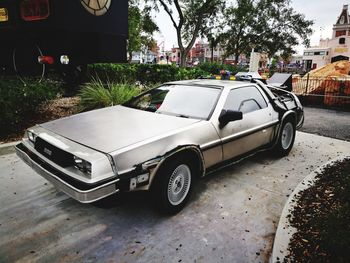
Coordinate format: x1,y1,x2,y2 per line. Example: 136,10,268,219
197,62,223,75
88,63,180,84
88,63,138,83
136,64,178,84
175,67,209,80
0,77,61,137
79,78,141,111
87,62,247,85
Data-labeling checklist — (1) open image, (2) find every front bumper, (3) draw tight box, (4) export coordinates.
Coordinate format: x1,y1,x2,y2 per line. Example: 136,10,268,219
15,143,120,203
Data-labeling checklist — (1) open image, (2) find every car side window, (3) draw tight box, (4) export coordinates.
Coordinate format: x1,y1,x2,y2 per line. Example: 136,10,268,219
239,99,261,114
223,86,268,114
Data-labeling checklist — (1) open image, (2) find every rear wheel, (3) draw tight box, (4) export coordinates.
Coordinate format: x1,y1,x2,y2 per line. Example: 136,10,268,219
152,156,196,214
274,119,296,156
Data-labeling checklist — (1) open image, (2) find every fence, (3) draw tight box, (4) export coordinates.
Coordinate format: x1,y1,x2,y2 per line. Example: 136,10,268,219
292,74,350,110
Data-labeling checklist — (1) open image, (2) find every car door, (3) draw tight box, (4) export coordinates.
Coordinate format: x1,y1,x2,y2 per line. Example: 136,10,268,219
217,85,276,161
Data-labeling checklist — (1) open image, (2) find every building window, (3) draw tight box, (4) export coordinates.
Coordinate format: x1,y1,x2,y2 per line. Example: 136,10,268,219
336,30,346,37
304,52,314,56
313,51,326,56
339,38,346,44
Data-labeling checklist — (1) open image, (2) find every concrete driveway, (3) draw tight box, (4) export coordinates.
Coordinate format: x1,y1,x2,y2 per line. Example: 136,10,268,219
1,132,349,263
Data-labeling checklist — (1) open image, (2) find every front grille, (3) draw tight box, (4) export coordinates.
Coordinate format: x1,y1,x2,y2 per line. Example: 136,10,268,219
17,143,119,191
34,137,74,168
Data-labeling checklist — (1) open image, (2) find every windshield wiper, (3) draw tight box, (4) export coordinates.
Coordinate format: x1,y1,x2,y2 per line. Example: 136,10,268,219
156,111,190,118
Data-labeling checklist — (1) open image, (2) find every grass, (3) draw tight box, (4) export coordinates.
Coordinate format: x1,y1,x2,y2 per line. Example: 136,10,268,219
78,78,142,111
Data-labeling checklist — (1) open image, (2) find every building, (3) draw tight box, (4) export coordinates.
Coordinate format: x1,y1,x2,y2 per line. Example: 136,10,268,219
303,4,350,70
165,40,268,67
131,50,157,64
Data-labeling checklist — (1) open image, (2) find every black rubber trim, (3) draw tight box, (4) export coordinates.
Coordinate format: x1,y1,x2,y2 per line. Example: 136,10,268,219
206,143,271,174
201,121,278,151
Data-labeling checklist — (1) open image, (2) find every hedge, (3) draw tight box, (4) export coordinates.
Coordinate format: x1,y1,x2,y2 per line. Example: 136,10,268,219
87,62,246,84
0,77,61,137
198,62,247,75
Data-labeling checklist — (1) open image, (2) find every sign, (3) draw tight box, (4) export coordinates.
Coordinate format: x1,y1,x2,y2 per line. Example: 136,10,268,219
334,47,348,53
0,8,8,22
249,50,260,72
80,0,111,16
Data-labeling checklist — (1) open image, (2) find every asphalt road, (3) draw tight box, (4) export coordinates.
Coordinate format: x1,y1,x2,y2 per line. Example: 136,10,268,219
300,107,350,141
1,132,350,263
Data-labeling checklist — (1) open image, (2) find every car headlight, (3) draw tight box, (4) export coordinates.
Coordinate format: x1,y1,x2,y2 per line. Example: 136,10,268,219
73,156,92,174
27,130,37,145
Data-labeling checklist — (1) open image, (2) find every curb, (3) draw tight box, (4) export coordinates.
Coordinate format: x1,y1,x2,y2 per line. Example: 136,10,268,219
271,155,349,262
0,141,20,156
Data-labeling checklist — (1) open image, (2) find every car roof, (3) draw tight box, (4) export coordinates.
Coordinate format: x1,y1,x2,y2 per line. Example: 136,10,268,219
164,79,254,90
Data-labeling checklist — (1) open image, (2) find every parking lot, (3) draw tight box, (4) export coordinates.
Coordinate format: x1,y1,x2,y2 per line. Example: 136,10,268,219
1,132,349,263
300,107,350,141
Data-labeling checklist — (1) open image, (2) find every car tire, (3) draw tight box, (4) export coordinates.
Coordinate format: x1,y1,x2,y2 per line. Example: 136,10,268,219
274,118,296,156
152,156,196,215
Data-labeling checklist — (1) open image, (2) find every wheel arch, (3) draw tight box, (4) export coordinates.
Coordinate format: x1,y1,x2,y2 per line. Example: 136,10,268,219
281,110,297,126
149,145,206,188
272,110,297,147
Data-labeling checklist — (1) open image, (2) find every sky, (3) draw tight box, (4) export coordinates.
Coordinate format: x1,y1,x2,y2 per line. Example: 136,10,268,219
152,0,348,55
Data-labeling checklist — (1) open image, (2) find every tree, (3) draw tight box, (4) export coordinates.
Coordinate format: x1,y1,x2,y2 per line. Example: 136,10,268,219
153,0,224,67
220,0,313,64
206,32,223,63
128,1,159,63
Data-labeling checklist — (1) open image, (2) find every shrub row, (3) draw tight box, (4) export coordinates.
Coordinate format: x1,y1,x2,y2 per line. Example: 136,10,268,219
0,77,61,137
87,62,247,84
197,62,248,75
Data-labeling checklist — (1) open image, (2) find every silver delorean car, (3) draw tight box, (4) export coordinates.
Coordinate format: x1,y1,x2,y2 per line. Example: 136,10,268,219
16,79,304,214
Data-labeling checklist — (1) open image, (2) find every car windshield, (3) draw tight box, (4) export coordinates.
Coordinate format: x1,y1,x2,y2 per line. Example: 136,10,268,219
125,85,221,120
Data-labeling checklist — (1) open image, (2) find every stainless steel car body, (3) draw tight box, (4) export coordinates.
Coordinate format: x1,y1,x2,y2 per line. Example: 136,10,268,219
15,79,303,203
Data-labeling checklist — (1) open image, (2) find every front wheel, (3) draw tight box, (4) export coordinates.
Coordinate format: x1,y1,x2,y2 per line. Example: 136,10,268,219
152,157,195,214
274,119,296,156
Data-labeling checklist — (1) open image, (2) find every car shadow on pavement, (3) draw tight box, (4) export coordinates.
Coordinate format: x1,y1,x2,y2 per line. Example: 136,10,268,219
90,150,278,215
93,191,153,210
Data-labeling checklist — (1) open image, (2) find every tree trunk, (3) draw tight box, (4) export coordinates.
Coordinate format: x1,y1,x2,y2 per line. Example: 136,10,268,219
179,49,188,67
234,52,239,65
211,46,214,63
128,51,133,63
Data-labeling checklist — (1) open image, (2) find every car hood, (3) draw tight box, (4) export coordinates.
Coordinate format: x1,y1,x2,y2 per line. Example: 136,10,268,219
40,105,200,153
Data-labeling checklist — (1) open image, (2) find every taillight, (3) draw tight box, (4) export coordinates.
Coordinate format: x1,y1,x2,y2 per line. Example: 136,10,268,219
20,0,50,21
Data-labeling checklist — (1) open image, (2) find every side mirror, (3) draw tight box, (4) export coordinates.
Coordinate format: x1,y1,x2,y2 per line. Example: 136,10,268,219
219,110,243,128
